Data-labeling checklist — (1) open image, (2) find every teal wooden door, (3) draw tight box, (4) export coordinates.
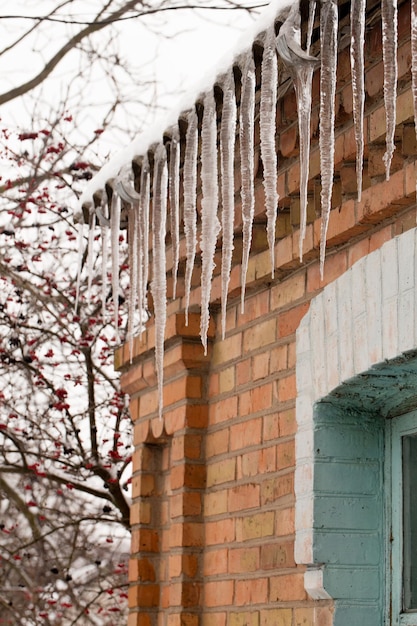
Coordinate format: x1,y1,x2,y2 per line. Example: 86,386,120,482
390,411,417,625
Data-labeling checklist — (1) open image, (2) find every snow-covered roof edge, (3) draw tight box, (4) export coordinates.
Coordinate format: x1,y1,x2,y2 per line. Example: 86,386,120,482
78,0,293,209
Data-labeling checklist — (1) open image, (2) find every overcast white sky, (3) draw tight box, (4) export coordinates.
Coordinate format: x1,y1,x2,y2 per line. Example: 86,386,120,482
0,1,262,159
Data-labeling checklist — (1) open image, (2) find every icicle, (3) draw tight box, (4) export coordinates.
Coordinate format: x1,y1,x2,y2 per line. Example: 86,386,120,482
115,163,141,204
412,0,417,209
127,202,138,361
413,0,417,137
260,27,279,280
86,206,96,297
74,221,84,313
319,0,338,278
114,164,142,353
200,91,221,355
151,144,168,419
138,156,150,337
98,193,110,321
169,128,180,298
183,109,199,325
350,0,366,201
110,192,121,342
382,0,398,180
239,53,256,313
276,2,319,260
220,71,237,340
306,0,316,53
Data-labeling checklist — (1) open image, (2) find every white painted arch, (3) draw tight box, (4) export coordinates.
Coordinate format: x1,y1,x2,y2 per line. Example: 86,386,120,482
295,226,417,601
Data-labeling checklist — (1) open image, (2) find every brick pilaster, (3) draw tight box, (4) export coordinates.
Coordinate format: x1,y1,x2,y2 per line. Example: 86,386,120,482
118,312,213,626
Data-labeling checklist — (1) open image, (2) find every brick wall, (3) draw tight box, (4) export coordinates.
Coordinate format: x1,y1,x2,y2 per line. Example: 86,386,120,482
114,1,417,624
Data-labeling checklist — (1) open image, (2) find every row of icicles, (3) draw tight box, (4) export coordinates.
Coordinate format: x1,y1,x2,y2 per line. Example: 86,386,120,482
80,0,413,418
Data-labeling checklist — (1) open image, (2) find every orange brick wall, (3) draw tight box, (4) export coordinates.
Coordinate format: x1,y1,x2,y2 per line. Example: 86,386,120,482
115,1,417,624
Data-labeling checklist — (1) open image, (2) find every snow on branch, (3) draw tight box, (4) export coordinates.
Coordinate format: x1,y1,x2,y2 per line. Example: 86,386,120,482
78,0,407,418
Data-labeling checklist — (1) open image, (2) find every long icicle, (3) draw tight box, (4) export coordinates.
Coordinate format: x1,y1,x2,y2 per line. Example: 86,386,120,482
240,53,256,313
306,0,316,52
382,0,398,180
276,2,319,261
260,26,279,279
74,221,84,314
183,109,199,325
86,206,96,297
412,0,417,209
127,201,138,361
138,156,150,337
319,0,338,278
99,193,110,322
200,91,221,355
350,0,366,201
151,144,168,420
220,70,237,340
169,128,180,298
110,192,121,342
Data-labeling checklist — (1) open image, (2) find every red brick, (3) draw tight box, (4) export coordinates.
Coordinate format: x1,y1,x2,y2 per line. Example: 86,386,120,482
228,483,260,512
206,428,229,457
307,249,348,292
228,546,260,573
279,124,298,158
236,359,252,387
205,518,235,545
238,450,260,478
347,236,370,267
130,583,160,607
230,418,262,450
210,396,238,425
235,578,268,606
258,446,277,473
252,352,269,380
127,613,151,626
170,463,206,490
204,548,229,576
204,580,234,607
239,384,273,417
269,573,307,602
238,289,270,326
260,541,295,569
277,375,297,403
170,492,202,518
278,303,310,338
263,413,279,442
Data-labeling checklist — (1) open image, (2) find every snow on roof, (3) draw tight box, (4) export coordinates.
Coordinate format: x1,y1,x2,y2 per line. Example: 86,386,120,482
79,0,293,209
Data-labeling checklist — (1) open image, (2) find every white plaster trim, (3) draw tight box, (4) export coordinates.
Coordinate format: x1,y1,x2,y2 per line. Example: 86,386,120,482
304,567,333,600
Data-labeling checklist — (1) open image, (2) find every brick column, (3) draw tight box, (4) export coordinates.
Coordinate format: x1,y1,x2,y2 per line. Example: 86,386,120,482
115,313,214,626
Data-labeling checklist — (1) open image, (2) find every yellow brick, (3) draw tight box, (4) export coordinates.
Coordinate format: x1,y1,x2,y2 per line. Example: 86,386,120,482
202,613,226,626
294,608,314,626
246,248,271,284
229,612,260,626
271,271,306,310
204,490,228,516
219,366,235,393
212,333,242,366
236,512,275,541
243,318,276,353
206,458,236,487
260,609,292,626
